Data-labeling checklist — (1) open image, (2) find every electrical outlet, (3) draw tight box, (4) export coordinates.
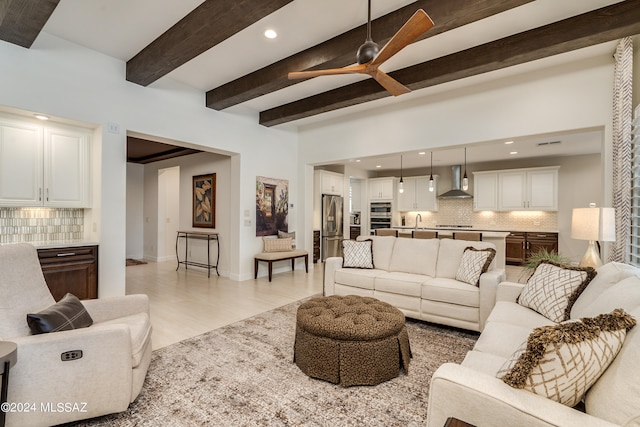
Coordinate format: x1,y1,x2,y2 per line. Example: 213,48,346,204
61,350,83,361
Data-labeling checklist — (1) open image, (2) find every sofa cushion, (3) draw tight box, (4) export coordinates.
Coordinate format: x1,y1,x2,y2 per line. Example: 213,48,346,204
435,239,496,279
422,278,479,308
334,268,386,290
455,247,496,286
571,261,640,319
497,309,636,407
473,321,538,359
27,293,93,335
485,301,556,330
358,235,396,271
517,260,596,322
461,350,509,377
585,306,640,425
578,275,640,318
388,238,439,277
375,272,427,297
342,239,374,269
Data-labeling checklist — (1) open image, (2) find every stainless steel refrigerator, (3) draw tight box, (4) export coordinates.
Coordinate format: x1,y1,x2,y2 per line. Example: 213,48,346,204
322,194,343,261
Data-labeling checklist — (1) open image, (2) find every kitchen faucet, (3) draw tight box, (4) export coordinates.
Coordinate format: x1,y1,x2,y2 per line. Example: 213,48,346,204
415,213,422,229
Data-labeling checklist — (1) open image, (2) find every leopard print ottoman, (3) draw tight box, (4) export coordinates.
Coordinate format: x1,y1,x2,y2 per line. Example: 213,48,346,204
294,295,412,387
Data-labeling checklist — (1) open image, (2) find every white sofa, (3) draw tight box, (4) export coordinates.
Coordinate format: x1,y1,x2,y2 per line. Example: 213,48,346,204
324,236,505,332
427,261,640,427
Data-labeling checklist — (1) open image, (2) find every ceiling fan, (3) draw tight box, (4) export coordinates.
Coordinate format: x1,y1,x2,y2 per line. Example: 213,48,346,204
288,0,434,96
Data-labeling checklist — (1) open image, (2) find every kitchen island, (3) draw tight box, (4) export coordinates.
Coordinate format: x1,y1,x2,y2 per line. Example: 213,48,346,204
393,227,510,269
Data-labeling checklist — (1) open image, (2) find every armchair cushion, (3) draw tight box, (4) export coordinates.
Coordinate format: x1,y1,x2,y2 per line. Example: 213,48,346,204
27,293,93,334
497,309,636,407
517,260,596,322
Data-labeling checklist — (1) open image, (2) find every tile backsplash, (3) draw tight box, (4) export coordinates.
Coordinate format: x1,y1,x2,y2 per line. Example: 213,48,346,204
403,199,557,231
0,208,84,244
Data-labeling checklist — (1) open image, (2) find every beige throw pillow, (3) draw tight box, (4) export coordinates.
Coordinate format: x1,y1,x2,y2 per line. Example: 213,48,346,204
455,247,496,286
263,237,292,252
518,260,596,322
277,230,296,249
497,309,636,407
342,239,374,269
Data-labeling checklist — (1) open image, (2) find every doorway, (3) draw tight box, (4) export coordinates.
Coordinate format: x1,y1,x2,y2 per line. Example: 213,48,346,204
157,166,180,262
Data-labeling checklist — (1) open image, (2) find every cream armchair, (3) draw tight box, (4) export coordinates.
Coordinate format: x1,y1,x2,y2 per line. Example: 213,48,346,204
0,244,152,427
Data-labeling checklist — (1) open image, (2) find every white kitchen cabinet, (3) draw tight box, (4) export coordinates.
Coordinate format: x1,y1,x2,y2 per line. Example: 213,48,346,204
473,172,498,211
498,167,559,211
350,179,362,212
397,176,438,211
316,170,344,196
369,178,395,200
0,116,91,207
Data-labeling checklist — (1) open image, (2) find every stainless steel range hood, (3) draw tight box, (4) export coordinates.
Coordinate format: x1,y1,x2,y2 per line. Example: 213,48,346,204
438,165,473,199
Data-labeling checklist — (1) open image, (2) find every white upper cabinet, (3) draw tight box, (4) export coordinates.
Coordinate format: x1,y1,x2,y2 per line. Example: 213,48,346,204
0,116,91,208
498,167,559,211
350,179,362,212
473,172,498,211
316,170,344,196
369,178,395,200
397,176,438,211
473,167,558,211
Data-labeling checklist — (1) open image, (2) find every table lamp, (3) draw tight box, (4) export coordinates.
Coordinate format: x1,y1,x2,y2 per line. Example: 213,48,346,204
571,204,615,268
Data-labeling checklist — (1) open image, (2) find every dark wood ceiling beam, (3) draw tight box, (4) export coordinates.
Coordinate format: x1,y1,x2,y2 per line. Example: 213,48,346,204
206,0,534,110
0,0,59,48
126,0,293,87
259,0,640,127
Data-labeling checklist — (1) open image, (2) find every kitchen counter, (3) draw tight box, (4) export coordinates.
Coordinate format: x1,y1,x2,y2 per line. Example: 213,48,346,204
2,240,99,249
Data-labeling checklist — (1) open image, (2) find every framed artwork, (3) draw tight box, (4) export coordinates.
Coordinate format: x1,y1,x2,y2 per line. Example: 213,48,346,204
256,176,288,236
193,173,216,228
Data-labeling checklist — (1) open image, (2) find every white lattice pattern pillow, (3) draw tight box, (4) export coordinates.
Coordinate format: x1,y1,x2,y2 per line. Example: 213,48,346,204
518,261,596,322
342,239,374,269
498,309,636,407
263,237,292,252
455,247,496,286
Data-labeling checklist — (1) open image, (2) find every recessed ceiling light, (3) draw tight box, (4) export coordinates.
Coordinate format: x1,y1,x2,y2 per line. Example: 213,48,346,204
34,114,49,120
376,165,382,168
504,140,514,145
510,151,518,155
264,29,277,39
418,152,426,155
355,159,361,162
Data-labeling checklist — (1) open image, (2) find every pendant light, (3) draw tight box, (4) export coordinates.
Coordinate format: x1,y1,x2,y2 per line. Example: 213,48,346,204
429,152,434,192
398,155,404,193
462,147,469,191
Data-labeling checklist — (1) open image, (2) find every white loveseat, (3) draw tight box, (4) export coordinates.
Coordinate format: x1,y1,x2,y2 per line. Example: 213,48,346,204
427,261,640,427
324,236,505,332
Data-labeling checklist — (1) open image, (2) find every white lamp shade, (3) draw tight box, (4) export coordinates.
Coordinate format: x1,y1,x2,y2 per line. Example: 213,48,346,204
571,207,616,241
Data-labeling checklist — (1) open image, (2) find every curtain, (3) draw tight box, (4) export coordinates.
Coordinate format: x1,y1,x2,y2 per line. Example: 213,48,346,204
610,37,633,263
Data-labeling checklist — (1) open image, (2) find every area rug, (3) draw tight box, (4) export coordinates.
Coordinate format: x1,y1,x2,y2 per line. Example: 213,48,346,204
74,299,478,426
126,258,148,266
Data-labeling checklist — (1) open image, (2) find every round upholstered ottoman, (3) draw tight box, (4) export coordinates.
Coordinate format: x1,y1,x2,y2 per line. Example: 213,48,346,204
293,295,411,387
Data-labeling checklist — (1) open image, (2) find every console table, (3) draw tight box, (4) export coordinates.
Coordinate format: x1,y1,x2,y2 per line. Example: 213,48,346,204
176,231,220,277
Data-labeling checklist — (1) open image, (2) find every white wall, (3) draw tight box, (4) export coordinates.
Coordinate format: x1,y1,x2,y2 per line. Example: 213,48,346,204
0,33,299,294
299,53,616,264
125,163,144,259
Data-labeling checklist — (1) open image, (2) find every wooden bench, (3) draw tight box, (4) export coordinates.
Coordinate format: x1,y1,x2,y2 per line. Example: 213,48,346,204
254,249,309,282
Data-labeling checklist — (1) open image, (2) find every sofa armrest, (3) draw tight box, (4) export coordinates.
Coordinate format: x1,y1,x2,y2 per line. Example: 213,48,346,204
8,324,133,424
496,281,525,303
478,269,505,330
427,363,617,427
323,257,343,296
82,294,150,323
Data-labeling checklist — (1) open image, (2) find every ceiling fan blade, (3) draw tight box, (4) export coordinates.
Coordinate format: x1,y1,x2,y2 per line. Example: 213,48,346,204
371,70,411,96
288,64,367,80
370,9,434,67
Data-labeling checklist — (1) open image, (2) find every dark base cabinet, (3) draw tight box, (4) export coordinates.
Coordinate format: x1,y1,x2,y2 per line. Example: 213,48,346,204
37,245,98,301
350,226,361,240
506,232,558,265
313,230,320,263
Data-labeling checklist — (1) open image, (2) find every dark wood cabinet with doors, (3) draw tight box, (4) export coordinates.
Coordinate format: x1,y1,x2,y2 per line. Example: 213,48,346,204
313,230,320,263
37,245,98,301
506,232,558,265
350,226,361,240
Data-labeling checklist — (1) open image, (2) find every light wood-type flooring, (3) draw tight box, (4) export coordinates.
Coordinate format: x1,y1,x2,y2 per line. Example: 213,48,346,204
126,260,525,350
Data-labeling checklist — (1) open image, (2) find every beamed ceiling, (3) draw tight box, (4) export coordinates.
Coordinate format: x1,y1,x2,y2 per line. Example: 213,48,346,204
1,0,640,128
